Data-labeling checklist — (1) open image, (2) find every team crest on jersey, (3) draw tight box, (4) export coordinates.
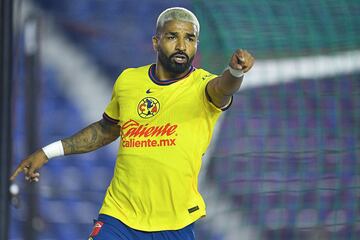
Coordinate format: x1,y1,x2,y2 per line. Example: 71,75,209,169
137,97,160,118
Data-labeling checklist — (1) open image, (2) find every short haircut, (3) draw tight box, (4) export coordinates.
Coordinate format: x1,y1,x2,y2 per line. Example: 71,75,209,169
156,7,200,36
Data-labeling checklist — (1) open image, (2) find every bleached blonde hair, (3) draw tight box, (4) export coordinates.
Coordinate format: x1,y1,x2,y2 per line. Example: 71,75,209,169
156,7,200,36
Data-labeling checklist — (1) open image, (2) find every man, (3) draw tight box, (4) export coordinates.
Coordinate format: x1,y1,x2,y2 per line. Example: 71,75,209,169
11,7,254,240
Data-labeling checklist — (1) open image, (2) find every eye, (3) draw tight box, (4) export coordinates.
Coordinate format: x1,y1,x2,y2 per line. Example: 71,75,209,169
186,36,196,42
167,36,176,40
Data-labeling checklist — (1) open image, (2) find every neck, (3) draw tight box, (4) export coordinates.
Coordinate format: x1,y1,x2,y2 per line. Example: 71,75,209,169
155,62,191,80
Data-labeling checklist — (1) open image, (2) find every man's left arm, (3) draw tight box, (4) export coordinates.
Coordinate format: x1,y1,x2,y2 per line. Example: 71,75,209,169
206,49,255,108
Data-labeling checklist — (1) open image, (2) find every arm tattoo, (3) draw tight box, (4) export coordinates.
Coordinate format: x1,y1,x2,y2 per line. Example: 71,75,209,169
62,119,120,155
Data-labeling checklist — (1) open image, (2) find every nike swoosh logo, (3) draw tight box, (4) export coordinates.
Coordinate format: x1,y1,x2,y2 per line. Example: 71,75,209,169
146,89,152,94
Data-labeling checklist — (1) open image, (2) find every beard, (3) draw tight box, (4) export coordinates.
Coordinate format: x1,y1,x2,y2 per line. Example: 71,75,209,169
158,48,194,74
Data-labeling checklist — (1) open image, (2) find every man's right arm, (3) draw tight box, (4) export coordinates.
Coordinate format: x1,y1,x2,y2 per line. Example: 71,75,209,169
62,118,120,155
10,118,120,182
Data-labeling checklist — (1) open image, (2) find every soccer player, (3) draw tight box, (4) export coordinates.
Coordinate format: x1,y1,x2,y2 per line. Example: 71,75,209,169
10,7,254,240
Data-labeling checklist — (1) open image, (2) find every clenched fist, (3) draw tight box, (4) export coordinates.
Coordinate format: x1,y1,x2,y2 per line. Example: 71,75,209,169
229,49,255,74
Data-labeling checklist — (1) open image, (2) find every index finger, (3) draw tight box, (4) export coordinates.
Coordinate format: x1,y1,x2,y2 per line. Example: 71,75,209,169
10,164,26,181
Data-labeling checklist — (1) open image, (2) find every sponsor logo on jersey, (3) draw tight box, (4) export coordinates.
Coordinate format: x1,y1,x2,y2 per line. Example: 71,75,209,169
120,119,177,148
137,97,160,118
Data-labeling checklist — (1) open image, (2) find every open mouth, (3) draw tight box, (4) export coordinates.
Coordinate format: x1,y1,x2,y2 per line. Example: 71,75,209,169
172,53,188,64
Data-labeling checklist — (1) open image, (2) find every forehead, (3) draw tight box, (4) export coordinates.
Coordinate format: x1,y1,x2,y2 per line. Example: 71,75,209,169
160,20,198,35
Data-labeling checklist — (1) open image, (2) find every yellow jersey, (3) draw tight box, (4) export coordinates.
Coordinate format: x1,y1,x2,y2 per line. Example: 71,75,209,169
99,64,227,231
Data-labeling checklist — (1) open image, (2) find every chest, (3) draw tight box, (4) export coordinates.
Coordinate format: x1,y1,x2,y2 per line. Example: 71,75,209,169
115,79,204,123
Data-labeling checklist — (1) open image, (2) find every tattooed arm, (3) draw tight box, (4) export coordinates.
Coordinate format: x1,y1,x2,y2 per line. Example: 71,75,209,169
10,119,120,182
62,118,120,154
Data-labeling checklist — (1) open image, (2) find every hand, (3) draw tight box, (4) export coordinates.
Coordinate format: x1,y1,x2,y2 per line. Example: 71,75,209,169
229,49,255,73
10,150,49,182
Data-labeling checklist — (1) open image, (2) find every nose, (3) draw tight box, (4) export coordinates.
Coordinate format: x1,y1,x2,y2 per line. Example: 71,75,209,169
175,38,186,52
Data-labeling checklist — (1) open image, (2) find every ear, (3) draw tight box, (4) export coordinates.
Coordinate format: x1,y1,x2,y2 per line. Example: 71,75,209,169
152,36,159,51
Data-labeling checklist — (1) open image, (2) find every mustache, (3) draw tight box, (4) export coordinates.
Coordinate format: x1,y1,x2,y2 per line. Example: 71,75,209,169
170,51,189,61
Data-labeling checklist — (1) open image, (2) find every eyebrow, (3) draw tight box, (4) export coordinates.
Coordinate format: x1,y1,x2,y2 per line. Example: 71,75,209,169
165,32,196,38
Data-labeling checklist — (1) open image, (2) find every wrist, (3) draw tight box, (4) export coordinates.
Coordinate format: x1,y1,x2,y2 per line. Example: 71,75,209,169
225,66,244,78
42,140,64,159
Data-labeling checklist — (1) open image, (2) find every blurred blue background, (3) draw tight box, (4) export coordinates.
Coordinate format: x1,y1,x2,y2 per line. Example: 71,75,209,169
10,0,360,239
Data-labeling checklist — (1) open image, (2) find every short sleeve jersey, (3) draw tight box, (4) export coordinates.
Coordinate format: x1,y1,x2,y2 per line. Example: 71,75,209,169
99,64,226,231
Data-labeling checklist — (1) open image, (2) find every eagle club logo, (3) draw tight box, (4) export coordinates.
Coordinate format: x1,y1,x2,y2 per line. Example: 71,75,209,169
137,97,160,118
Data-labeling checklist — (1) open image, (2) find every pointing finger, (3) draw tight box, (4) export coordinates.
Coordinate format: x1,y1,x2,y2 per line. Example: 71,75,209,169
10,164,26,181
